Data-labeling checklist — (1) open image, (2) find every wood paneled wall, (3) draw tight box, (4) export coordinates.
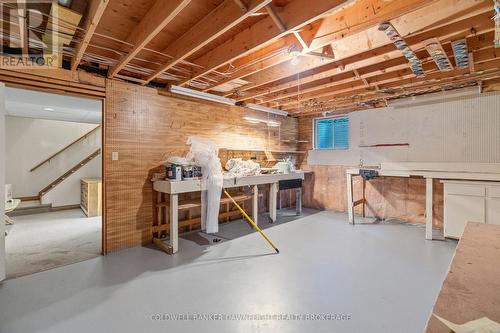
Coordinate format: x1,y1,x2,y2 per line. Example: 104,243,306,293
298,116,445,228
104,80,298,252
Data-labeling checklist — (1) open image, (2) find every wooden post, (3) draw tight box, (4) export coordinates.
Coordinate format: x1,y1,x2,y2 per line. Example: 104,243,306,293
362,178,366,218
347,173,354,224
425,177,434,240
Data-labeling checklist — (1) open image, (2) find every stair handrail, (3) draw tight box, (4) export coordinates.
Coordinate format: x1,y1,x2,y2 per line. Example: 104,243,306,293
30,125,101,172
38,148,101,197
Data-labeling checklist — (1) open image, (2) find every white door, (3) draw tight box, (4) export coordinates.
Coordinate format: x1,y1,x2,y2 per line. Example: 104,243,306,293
0,82,5,282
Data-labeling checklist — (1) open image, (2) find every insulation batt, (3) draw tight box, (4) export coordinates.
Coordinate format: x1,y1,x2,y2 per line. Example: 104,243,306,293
224,158,261,177
186,137,223,234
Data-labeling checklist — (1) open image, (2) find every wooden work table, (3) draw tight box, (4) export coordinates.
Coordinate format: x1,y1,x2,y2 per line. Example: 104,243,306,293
425,223,500,332
346,163,500,240
153,172,306,254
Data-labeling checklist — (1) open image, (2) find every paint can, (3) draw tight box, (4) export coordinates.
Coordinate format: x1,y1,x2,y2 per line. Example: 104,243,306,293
182,166,195,180
166,164,182,181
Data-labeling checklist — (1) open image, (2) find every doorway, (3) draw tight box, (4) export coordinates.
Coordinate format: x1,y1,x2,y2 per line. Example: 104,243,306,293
2,86,103,278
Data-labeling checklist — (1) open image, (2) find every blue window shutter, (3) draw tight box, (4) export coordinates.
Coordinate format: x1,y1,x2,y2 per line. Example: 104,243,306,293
333,118,349,149
316,119,333,149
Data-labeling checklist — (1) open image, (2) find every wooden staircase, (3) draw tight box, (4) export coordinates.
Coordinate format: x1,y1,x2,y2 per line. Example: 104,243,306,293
39,149,101,198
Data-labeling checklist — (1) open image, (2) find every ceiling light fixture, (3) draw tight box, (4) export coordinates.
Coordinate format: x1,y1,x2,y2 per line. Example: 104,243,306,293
246,103,288,116
170,85,236,106
43,107,55,111
243,116,281,127
243,116,261,124
287,46,301,66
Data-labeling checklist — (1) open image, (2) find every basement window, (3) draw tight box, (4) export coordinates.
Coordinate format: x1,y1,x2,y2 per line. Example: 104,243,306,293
313,116,349,150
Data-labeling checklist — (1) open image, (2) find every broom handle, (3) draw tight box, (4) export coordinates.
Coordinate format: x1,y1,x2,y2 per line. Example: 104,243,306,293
223,190,279,253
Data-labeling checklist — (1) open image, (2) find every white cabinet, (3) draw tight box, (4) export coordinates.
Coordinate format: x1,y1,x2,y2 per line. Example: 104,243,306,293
487,198,500,226
443,181,500,239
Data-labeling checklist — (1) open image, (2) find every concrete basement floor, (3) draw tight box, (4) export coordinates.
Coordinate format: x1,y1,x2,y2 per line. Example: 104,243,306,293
0,210,456,333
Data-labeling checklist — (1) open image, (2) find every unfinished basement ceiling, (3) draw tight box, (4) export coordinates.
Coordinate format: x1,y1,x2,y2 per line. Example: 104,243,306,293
12,0,499,116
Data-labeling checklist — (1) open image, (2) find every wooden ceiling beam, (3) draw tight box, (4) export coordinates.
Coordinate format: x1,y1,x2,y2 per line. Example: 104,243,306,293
178,0,351,87
16,0,28,54
293,68,500,115
202,0,436,93
223,0,449,97
261,31,494,104
71,0,109,72
107,0,191,78
265,4,287,32
234,10,494,102
143,0,272,85
202,35,300,92
284,56,500,112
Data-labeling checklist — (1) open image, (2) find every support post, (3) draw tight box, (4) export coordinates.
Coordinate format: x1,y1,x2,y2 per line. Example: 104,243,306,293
296,188,302,215
425,177,434,240
253,185,259,226
169,193,179,253
269,182,278,223
346,173,354,224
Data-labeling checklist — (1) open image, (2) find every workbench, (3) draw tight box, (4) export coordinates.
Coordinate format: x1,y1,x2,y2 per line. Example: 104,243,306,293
153,172,305,254
346,163,500,240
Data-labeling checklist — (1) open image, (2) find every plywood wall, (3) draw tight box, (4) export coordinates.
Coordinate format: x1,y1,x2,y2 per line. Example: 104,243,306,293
298,89,500,227
104,80,298,252
298,118,445,228
301,165,443,227
307,89,500,166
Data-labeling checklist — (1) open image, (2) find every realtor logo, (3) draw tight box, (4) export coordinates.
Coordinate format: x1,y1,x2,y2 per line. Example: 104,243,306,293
0,0,60,69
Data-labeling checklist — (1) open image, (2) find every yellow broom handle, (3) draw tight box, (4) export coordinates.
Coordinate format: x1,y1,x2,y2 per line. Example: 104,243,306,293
223,190,279,253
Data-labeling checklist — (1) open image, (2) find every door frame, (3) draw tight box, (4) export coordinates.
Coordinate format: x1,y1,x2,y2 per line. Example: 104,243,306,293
0,80,107,255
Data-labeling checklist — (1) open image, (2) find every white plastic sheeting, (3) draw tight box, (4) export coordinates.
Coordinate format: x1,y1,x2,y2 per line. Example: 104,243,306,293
186,137,223,234
224,158,261,177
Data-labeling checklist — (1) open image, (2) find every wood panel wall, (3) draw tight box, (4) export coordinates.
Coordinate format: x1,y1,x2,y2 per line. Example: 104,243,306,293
104,80,299,252
298,116,445,228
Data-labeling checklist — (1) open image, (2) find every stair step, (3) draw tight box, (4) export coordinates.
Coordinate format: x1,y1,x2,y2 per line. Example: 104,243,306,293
9,203,52,216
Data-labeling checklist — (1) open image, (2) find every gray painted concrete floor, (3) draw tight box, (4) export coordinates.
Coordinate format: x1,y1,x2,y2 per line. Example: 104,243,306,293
0,210,456,333
5,209,101,278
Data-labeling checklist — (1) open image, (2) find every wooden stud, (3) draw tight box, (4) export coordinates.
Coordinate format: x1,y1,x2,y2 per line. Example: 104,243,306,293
71,0,109,71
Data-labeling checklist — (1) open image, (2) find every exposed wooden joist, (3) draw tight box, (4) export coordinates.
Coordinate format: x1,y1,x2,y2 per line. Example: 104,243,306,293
143,0,272,84
204,0,436,94
179,0,352,87
265,4,287,32
235,9,494,103
304,0,441,51
201,35,301,92
71,0,109,71
17,0,28,54
227,0,458,98
107,0,192,78
293,31,309,51
274,31,495,107
286,57,500,114
233,0,249,12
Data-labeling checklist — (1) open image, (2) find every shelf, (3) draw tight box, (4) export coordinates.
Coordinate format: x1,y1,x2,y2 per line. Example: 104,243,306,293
220,148,306,154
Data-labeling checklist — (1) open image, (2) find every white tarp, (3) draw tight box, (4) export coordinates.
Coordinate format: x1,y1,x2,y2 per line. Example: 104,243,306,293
186,137,222,234
225,158,260,177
